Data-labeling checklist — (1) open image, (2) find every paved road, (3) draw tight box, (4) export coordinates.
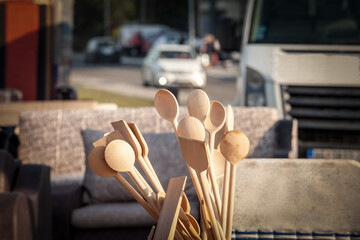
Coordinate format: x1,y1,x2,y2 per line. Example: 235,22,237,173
70,55,239,106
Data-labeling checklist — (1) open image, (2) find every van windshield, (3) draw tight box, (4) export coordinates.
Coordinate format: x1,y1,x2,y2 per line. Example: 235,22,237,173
249,0,360,44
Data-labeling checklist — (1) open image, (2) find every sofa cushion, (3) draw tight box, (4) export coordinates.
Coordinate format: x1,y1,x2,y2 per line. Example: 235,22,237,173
232,158,360,233
81,128,197,204
18,107,279,183
71,201,200,229
72,202,155,228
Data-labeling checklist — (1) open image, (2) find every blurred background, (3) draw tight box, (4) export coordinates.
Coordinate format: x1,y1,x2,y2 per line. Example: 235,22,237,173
1,0,360,160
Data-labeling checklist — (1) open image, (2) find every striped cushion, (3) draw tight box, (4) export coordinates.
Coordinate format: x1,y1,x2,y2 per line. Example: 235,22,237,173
232,231,360,240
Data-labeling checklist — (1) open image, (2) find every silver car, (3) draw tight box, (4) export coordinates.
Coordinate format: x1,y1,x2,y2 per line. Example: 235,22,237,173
142,44,206,88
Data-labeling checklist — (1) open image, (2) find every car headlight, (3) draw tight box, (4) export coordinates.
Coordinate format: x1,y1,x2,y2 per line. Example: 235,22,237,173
193,72,204,86
158,77,167,86
245,67,266,106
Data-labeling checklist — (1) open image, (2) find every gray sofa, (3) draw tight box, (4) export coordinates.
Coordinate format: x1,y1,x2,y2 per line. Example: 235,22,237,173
18,107,297,240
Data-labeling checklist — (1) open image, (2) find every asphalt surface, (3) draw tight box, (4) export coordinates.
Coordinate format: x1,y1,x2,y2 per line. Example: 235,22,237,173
70,54,239,106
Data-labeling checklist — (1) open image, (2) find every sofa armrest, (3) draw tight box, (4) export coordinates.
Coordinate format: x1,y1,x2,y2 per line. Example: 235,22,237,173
52,183,83,240
12,164,52,240
0,192,33,240
274,119,298,158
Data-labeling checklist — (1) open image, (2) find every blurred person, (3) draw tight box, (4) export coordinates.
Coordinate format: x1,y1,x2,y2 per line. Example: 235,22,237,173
200,34,220,66
130,31,143,57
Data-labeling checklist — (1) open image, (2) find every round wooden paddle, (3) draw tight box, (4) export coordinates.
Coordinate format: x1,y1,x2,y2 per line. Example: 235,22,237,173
219,130,250,240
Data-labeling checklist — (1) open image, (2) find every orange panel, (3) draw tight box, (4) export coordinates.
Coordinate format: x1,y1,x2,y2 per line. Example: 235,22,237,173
5,2,39,100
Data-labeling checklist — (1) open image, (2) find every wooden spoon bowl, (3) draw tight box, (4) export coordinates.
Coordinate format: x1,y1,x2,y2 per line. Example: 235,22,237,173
88,146,117,177
104,139,136,172
204,101,226,133
177,116,206,141
187,89,210,123
220,130,250,165
154,89,179,129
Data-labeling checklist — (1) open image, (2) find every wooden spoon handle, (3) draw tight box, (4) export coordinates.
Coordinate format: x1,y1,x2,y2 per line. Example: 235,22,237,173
154,176,186,240
145,155,164,192
208,159,222,219
221,160,230,230
199,171,221,240
226,164,236,240
129,169,158,209
133,168,157,202
114,173,158,219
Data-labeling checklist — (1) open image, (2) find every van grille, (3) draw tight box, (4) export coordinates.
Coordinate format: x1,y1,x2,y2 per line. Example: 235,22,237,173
281,85,360,156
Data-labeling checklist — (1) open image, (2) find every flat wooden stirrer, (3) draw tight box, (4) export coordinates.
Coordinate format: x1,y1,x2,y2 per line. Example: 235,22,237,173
154,176,187,240
111,120,165,193
178,136,222,240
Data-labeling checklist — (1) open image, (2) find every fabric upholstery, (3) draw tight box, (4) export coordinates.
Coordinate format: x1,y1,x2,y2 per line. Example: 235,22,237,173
81,129,197,203
18,107,281,184
232,158,360,233
72,200,200,229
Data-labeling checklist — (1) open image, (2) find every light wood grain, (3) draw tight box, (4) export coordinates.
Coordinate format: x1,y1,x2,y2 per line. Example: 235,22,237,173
219,130,250,240
221,105,234,230
154,89,179,129
177,136,222,239
154,176,187,240
111,120,165,193
187,89,210,123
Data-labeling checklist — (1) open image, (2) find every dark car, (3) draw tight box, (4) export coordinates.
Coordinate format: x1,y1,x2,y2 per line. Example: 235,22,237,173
85,37,121,63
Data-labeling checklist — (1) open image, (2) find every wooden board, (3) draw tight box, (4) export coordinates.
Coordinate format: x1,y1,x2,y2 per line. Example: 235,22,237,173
154,176,187,240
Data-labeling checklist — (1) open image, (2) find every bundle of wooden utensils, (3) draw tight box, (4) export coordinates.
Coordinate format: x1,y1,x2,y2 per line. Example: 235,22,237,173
88,88,250,240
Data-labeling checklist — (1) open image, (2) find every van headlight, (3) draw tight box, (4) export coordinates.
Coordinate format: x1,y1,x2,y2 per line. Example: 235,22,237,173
245,67,266,106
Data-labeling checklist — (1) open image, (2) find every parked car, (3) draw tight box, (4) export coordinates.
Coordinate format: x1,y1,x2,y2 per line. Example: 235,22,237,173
85,37,121,63
142,44,206,88
118,24,171,57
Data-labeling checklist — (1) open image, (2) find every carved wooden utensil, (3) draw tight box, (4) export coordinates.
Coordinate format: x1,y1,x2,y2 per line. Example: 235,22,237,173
221,105,234,230
111,120,165,193
154,89,179,130
187,89,210,123
177,136,222,240
127,123,163,190
104,139,158,208
219,130,250,240
153,176,186,240
88,146,159,220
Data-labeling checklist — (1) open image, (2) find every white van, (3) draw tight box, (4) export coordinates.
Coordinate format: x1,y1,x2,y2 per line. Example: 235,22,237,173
236,0,360,159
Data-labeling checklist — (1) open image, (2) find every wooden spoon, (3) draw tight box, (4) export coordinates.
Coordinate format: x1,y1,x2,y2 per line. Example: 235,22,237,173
204,100,226,156
88,146,159,220
126,121,197,217
89,145,187,240
127,122,163,190
92,130,124,147
219,130,250,240
112,120,165,193
154,89,179,130
221,105,234,230
187,89,210,123
154,91,204,213
177,136,222,240
213,149,226,179
105,139,158,208
177,116,206,141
